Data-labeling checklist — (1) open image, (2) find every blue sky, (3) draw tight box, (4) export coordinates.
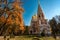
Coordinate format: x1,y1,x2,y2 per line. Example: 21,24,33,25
22,0,60,26
9,0,60,26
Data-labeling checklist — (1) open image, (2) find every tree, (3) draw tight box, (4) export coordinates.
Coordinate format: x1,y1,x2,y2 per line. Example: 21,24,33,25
0,0,25,36
49,15,60,40
56,23,60,35
49,17,57,39
24,26,29,35
52,15,60,35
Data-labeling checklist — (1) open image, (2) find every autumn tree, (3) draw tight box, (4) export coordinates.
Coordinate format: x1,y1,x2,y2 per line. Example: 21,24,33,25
0,0,25,36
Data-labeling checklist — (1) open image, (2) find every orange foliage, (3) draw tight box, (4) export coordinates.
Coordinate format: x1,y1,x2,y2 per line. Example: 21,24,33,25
13,1,25,32
6,16,13,24
6,0,25,33
0,16,6,23
0,0,25,35
15,17,20,25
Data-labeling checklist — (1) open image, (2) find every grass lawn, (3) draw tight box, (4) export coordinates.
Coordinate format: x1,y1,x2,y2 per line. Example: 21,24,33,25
0,36,60,40
8,36,60,40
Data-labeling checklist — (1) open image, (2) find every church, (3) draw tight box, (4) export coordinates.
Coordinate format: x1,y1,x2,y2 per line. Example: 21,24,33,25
28,1,51,35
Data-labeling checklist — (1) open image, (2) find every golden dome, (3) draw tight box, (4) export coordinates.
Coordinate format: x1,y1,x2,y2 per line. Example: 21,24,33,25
32,15,37,21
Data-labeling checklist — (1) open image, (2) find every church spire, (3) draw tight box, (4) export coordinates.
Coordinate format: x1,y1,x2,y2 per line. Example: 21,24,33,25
37,0,44,19
38,0,43,14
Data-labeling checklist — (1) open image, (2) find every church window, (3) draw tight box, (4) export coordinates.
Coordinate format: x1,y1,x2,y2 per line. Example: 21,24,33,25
39,15,40,18
45,22,47,24
34,29,36,32
41,21,44,24
30,30,32,34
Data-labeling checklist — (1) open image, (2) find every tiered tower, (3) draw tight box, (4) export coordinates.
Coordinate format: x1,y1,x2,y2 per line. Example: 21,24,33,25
37,1,51,35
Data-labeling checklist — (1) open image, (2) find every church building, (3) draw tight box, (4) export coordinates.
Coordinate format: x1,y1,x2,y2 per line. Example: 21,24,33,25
28,1,51,35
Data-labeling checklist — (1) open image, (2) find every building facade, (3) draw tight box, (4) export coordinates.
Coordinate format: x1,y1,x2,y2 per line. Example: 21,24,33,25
29,3,51,35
